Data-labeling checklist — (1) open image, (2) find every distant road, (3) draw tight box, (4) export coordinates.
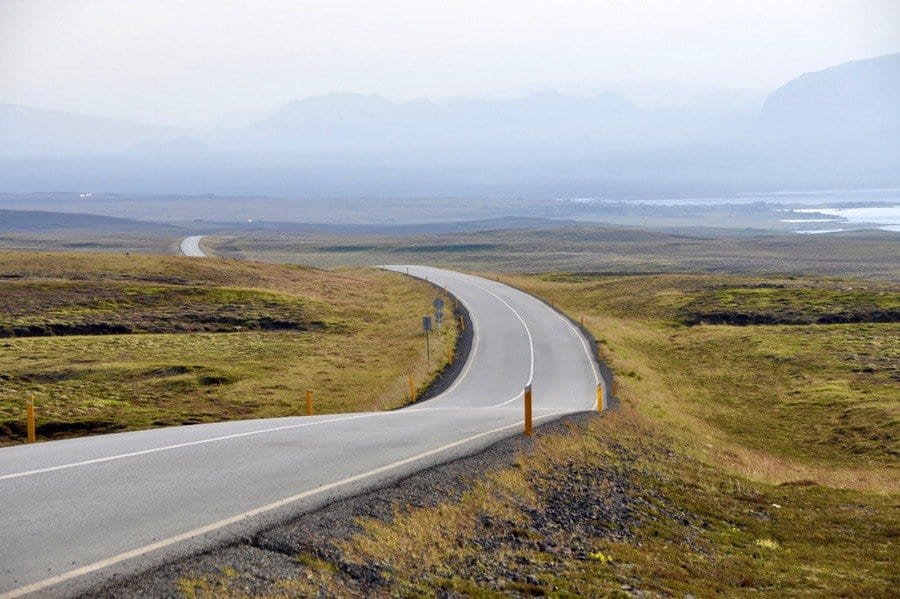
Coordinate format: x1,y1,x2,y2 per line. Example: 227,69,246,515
179,235,207,257
0,265,602,598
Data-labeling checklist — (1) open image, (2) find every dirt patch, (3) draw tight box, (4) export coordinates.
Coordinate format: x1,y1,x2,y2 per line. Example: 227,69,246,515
197,374,236,386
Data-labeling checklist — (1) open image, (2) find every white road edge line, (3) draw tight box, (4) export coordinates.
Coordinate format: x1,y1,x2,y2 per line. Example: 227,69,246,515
0,411,565,599
404,288,480,407
548,305,600,386
390,266,530,410
417,269,535,408
438,269,600,410
540,296,602,411
1,411,419,481
0,267,518,480
453,272,535,387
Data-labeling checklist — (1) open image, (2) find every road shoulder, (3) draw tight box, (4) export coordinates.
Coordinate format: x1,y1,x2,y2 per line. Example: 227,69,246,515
89,413,599,597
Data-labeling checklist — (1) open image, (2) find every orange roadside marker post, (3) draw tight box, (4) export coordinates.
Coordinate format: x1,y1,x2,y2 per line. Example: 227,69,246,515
306,390,313,416
408,374,415,402
524,384,533,436
26,399,36,443
597,385,604,412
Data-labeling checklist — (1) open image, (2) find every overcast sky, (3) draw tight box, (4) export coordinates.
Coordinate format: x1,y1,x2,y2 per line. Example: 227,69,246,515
2,0,899,128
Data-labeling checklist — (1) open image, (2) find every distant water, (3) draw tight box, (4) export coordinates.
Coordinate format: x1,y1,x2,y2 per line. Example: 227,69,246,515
786,206,900,233
561,187,900,207
727,188,900,208
557,188,900,233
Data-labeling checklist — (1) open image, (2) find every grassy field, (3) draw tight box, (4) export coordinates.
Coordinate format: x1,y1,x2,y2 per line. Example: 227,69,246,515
207,228,900,279
194,272,898,597
507,274,899,485
0,253,456,444
296,410,897,598
5,242,896,594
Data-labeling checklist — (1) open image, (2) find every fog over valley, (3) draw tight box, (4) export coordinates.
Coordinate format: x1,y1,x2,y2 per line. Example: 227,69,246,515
2,53,899,197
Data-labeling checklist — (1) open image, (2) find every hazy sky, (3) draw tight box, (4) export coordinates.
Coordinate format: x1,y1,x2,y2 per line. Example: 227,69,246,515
2,0,899,127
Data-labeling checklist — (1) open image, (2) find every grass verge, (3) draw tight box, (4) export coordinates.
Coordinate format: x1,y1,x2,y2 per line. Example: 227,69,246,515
178,271,897,597
504,273,898,489
329,409,898,598
207,228,900,279
0,252,456,444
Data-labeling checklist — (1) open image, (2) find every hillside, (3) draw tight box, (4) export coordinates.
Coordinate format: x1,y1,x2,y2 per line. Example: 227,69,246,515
0,209,180,233
207,226,900,279
0,209,184,254
0,253,456,443
163,273,899,597
0,104,186,158
760,53,900,139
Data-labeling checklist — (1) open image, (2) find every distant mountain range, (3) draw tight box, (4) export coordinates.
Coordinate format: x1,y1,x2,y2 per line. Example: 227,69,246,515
0,90,746,158
0,104,186,159
1,53,898,195
760,53,900,139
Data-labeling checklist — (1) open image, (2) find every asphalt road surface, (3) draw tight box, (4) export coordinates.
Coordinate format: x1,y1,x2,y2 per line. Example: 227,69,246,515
179,235,207,257
0,265,601,598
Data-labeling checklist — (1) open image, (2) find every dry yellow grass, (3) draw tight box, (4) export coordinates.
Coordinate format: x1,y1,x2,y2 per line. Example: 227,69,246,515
170,271,898,598
505,273,898,494
191,406,898,598
0,252,457,443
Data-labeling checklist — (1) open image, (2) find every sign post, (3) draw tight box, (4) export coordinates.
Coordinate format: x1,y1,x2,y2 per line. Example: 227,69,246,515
433,298,445,336
423,315,432,361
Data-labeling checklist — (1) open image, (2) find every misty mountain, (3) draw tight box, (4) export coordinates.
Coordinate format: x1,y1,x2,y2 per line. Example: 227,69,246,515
760,52,900,139
1,91,750,160
240,91,644,150
0,104,187,158
223,91,747,154
744,53,900,191
0,54,898,196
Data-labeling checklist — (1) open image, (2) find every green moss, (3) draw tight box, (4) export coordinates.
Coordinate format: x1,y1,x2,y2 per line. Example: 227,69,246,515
509,273,900,470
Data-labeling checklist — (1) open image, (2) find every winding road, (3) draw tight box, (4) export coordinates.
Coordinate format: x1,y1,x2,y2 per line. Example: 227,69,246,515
179,235,207,257
0,263,603,598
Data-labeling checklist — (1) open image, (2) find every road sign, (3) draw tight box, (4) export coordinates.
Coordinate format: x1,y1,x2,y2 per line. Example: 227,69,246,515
423,316,432,331
433,298,445,310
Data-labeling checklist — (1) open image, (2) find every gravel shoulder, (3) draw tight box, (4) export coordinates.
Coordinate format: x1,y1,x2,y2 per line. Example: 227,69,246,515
90,412,602,598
